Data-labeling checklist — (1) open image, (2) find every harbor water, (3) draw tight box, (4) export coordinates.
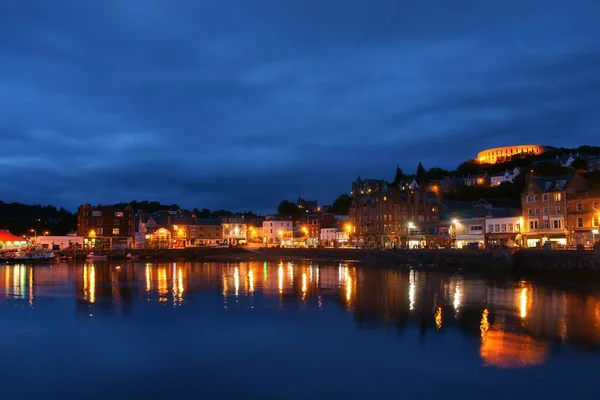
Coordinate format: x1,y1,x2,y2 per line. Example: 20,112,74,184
1,261,599,398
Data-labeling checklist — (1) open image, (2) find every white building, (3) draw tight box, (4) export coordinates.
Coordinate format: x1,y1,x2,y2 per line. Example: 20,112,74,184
261,218,293,244
490,167,522,186
34,236,84,251
320,227,336,246
485,216,523,248
221,217,247,244
485,216,523,235
453,217,485,249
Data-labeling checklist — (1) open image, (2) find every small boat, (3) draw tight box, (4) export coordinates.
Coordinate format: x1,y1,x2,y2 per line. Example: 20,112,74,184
125,253,139,261
4,251,56,263
86,252,107,261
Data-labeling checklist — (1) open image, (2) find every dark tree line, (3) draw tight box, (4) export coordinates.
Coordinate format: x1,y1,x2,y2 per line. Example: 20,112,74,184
0,201,77,235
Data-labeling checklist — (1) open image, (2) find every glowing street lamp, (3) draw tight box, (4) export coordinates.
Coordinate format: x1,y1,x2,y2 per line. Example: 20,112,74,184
30,229,37,238
89,230,96,238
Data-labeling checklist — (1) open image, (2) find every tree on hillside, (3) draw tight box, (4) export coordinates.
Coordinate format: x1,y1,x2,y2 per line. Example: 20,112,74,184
193,208,212,218
533,162,572,177
392,165,404,185
416,162,426,178
330,194,352,215
456,159,481,176
211,209,233,218
0,201,77,235
571,158,589,171
277,200,303,221
426,167,449,180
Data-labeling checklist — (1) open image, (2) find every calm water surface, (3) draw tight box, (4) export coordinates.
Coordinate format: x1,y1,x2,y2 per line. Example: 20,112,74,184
1,261,599,398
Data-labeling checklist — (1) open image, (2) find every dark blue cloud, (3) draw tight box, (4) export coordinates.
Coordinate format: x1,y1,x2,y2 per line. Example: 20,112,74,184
1,0,599,212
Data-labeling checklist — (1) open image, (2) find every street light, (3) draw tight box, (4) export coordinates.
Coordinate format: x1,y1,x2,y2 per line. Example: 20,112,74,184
43,231,49,236
30,229,37,238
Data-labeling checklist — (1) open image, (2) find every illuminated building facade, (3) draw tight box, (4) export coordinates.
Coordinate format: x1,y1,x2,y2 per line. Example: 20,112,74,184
77,204,135,249
566,191,600,248
521,173,589,247
477,145,552,164
221,217,247,245
171,218,222,247
349,177,440,248
261,217,293,244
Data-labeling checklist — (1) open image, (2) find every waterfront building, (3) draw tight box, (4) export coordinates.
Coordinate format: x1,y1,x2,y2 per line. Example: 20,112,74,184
261,217,293,244
520,173,588,248
221,216,247,245
349,176,439,248
0,229,26,250
320,226,337,247
566,191,600,248
34,235,84,251
300,213,336,246
477,145,553,164
171,217,222,248
485,216,524,248
77,204,135,249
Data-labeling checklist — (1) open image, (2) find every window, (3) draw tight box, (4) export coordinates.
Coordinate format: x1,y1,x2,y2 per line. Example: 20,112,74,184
554,193,562,202
501,224,506,232
92,211,102,217
495,224,500,232
553,220,562,229
535,209,539,216
113,228,120,235
97,219,103,225
577,217,583,228
526,196,531,204
594,202,599,210
489,225,494,233
543,207,548,215
556,206,561,214
533,195,538,202
555,180,566,190
528,209,533,216
113,219,120,226
576,203,582,211
544,182,551,191
542,194,548,202
469,225,483,233
593,216,599,227
191,232,196,238
544,221,550,229
97,228,103,235
508,224,513,232
529,221,539,230
114,212,124,217
191,226,195,231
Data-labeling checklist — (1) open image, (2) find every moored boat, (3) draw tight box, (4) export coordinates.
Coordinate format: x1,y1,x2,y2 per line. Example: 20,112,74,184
86,252,108,261
2,251,56,263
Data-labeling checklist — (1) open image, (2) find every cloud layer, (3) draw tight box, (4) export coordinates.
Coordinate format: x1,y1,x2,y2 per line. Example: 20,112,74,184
1,0,599,212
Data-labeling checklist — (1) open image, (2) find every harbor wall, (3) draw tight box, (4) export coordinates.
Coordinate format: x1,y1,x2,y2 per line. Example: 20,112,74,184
58,247,600,275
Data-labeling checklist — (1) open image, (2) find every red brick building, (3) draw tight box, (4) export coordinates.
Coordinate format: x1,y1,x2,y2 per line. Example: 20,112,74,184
349,177,439,248
77,204,135,248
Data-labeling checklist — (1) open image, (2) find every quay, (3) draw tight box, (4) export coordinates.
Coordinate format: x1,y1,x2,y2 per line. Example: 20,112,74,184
54,247,600,276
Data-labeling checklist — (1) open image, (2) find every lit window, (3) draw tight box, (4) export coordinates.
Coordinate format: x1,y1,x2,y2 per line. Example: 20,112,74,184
112,228,120,235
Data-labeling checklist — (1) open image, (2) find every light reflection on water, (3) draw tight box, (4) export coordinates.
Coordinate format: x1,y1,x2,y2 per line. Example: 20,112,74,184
1,261,600,396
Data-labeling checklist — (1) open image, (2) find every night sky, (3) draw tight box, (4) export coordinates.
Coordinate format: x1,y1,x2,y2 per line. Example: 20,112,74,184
1,0,599,213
